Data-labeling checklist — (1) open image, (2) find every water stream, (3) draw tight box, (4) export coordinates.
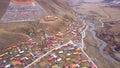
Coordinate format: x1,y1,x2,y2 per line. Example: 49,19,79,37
68,0,118,62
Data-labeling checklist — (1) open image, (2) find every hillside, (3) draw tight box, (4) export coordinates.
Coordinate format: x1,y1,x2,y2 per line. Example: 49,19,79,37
0,0,74,52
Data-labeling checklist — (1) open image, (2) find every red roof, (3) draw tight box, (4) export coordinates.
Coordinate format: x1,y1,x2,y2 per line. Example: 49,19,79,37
48,57,54,61
12,61,23,66
47,44,53,47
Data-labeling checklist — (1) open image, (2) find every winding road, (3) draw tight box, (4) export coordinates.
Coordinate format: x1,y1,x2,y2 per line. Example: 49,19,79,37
68,0,98,68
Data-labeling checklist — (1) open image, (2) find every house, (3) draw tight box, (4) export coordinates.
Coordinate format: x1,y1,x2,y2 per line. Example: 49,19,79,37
47,44,53,47
46,65,51,68
33,48,41,51
76,64,80,68
55,58,62,64
26,53,31,57
0,57,3,61
7,47,12,50
15,54,20,57
24,57,29,60
0,54,5,57
67,53,71,56
78,52,82,55
66,58,71,61
59,51,64,54
74,59,80,64
5,64,11,68
12,61,23,66
56,32,64,37
56,58,62,62
24,48,28,51
81,59,87,63
52,64,59,68
71,64,76,68
19,51,24,54
8,51,13,55
75,48,81,52
28,45,33,49
10,57,14,61
73,52,79,55
3,59,7,63
50,54,57,58
91,65,96,68
48,57,54,61
65,66,69,68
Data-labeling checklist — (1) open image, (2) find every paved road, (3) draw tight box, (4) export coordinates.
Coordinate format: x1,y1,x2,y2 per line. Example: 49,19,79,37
25,41,73,68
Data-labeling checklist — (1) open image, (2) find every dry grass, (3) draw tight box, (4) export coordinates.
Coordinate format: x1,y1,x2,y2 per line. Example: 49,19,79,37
84,31,120,68
0,0,10,18
0,0,74,51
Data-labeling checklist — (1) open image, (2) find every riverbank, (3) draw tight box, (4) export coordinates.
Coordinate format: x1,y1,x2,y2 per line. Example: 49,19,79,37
73,1,120,68
96,21,120,62
84,30,120,68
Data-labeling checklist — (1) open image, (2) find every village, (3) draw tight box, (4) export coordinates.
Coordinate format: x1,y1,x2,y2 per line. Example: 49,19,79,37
0,15,95,68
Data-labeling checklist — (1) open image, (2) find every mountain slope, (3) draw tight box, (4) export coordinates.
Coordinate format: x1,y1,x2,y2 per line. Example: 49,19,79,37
0,0,74,51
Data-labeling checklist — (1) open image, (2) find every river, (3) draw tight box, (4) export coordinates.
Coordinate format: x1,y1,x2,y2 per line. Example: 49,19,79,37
67,0,118,62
